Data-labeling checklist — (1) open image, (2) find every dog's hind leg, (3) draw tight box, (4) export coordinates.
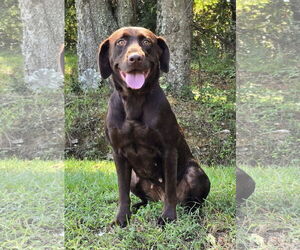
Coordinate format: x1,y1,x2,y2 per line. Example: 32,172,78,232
177,160,210,212
130,171,148,212
130,171,165,212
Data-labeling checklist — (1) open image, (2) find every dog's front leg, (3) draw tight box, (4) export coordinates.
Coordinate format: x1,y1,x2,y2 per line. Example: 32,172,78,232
113,152,132,227
158,148,178,226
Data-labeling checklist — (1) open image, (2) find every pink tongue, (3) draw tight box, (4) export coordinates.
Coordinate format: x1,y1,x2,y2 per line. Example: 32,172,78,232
125,73,145,89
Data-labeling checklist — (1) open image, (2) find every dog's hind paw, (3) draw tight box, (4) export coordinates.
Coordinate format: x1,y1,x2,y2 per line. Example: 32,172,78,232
132,200,148,213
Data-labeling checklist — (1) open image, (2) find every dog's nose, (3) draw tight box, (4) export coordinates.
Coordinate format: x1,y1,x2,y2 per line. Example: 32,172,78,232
128,53,143,64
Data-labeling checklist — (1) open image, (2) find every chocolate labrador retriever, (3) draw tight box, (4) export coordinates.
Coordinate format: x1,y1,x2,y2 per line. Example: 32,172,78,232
98,27,210,227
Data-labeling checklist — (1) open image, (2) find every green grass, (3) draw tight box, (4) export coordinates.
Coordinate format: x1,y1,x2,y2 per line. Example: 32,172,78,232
237,166,300,249
0,159,64,249
65,160,236,249
1,159,299,249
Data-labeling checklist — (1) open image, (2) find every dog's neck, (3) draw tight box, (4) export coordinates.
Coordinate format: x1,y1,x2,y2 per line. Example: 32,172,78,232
112,70,160,121
120,91,146,120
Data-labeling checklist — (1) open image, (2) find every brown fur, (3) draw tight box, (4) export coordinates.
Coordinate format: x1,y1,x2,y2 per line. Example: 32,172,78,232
98,27,210,227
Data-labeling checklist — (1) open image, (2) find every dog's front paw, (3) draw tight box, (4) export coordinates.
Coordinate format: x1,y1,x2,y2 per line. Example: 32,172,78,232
112,209,131,228
157,215,176,226
157,210,176,226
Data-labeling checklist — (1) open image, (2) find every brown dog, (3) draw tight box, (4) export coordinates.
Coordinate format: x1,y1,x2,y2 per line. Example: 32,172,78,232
98,27,210,227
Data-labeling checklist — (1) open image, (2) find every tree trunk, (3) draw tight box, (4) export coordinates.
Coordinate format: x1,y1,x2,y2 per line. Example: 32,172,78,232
230,0,236,23
18,0,64,76
75,0,136,74
14,0,65,161
157,0,192,91
116,0,137,27
290,0,300,53
288,0,300,21
75,0,117,74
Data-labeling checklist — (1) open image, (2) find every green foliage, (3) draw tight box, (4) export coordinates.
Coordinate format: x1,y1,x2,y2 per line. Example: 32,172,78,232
64,52,79,92
193,0,235,70
136,0,157,32
237,1,300,166
191,0,236,137
195,47,235,78
177,82,235,166
64,53,111,160
65,0,77,51
0,0,22,50
65,160,236,249
238,0,299,59
238,78,300,166
65,87,111,160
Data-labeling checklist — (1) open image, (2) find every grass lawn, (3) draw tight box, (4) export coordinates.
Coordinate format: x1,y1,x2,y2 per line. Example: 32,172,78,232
2,160,299,249
237,166,300,249
0,159,64,249
65,160,236,249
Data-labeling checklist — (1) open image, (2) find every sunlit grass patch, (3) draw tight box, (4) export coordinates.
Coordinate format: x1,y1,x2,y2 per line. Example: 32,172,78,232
0,159,64,249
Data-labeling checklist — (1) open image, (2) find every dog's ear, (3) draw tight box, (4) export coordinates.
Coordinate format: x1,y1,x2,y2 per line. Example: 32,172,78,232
157,37,170,73
97,39,112,79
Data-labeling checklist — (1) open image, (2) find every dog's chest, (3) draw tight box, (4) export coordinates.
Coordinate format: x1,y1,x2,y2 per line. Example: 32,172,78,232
111,120,164,181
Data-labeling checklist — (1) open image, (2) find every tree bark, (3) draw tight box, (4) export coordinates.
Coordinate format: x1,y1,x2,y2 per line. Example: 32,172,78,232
290,0,300,21
157,0,193,91
18,0,64,76
115,0,137,27
75,0,117,74
290,0,300,53
230,0,236,23
75,0,136,74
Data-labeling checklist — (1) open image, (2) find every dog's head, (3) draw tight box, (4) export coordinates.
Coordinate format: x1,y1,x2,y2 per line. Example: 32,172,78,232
97,27,169,90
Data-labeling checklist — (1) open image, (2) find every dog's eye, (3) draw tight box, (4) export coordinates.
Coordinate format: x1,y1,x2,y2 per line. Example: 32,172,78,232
116,39,126,46
142,39,151,46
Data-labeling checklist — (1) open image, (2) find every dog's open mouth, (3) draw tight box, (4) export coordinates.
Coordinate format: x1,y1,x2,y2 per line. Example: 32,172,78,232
120,70,150,89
